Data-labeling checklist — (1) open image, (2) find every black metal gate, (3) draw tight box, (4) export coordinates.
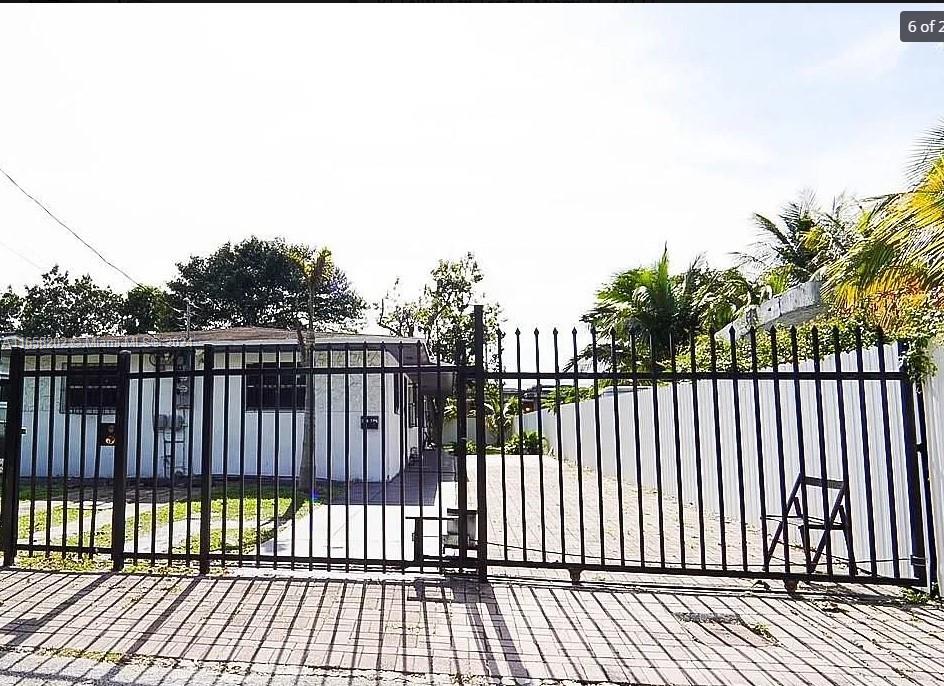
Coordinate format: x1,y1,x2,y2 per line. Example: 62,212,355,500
0,309,935,589
461,308,934,588
0,340,461,573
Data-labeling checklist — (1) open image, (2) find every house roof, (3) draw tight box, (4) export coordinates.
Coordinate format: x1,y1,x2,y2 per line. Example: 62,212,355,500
0,327,454,392
3,327,430,357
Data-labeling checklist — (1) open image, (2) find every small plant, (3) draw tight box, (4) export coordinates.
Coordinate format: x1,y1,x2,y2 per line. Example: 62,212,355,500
16,553,108,573
748,622,775,641
900,587,933,605
504,430,549,454
901,337,938,383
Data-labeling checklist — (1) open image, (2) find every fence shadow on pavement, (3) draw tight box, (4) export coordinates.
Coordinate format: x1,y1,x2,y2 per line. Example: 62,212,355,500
0,569,940,685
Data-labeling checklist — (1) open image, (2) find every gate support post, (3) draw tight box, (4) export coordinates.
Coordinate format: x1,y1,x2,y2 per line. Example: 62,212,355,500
111,352,132,572
914,384,939,594
1,348,25,567
899,341,928,587
199,345,215,574
473,305,488,581
456,342,468,565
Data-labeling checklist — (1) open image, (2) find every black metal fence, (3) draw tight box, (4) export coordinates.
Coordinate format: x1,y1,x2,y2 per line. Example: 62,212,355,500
0,341,464,574
0,309,935,589
471,318,933,587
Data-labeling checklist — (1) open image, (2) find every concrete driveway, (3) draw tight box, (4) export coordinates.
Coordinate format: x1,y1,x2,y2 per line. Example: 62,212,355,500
259,450,458,565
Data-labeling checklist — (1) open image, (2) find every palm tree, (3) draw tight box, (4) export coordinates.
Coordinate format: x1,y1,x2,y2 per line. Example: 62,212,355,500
738,192,859,287
581,247,707,369
446,383,518,447
825,121,944,330
481,383,519,441
290,247,334,500
692,266,772,335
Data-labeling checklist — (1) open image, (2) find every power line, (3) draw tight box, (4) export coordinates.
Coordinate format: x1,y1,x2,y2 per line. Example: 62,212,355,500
0,237,47,273
0,165,141,287
0,165,174,346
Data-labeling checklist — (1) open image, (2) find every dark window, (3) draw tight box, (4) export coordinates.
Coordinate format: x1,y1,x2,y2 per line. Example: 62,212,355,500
245,361,306,411
0,379,8,405
64,365,118,414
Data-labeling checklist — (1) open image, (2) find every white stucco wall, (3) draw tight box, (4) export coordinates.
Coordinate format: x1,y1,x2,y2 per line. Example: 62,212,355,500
15,348,421,483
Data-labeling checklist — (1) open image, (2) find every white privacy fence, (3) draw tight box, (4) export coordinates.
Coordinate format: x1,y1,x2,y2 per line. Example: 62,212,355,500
517,342,931,583
918,346,944,590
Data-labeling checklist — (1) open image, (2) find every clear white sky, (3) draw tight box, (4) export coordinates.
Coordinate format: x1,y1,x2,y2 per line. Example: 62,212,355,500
0,4,942,346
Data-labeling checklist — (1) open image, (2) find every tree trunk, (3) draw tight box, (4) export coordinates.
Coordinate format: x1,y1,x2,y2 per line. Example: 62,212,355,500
296,339,316,509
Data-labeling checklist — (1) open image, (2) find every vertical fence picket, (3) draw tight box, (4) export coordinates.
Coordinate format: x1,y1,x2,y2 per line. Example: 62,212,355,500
535,328,547,564
110,352,131,572
473,305,489,580
876,330,900,579
899,340,927,586
1,348,24,567
669,335,683,569
199,345,214,574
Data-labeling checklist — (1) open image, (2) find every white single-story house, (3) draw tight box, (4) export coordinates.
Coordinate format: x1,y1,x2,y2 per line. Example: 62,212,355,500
1,328,452,483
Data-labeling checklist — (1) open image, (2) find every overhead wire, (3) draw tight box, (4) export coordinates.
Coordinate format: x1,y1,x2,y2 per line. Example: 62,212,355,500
0,164,175,344
0,165,141,286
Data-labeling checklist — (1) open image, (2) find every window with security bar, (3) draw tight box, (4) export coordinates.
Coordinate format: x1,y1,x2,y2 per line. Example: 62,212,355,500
62,364,119,414
245,361,307,410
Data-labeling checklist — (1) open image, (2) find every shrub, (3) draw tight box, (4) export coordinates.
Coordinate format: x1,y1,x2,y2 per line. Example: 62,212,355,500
505,430,549,454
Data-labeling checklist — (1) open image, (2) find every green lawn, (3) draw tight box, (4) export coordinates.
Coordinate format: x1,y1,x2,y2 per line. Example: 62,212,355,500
16,482,339,569
61,485,325,555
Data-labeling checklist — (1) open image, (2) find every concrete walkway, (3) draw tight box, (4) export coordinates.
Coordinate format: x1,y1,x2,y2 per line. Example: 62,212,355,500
0,568,941,685
258,451,457,563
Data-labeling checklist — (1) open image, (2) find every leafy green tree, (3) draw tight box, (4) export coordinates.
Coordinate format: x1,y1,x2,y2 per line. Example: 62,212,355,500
19,267,122,338
121,285,175,334
0,289,22,332
377,252,501,365
378,253,502,444
167,237,365,331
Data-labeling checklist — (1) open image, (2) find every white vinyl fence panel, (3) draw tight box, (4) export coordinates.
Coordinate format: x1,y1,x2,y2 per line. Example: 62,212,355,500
918,346,944,590
520,343,924,580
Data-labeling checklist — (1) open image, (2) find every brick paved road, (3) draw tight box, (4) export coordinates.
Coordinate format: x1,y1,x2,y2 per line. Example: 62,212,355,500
0,568,942,685
3,452,939,685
